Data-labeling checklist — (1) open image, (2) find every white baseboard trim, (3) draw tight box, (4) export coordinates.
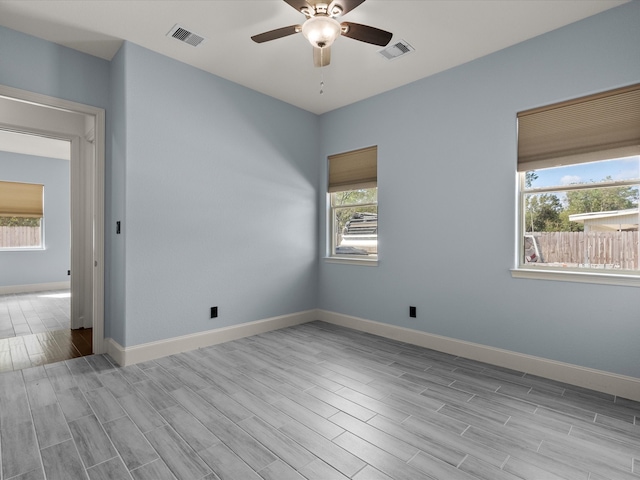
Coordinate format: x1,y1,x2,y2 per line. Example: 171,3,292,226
106,309,318,367
318,310,640,402
0,281,70,295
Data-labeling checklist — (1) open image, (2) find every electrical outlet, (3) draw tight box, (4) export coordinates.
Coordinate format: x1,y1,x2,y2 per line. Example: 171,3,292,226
409,306,417,318
210,306,218,318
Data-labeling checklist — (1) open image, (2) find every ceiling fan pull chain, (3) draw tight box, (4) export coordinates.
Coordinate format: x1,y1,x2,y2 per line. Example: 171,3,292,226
320,49,325,95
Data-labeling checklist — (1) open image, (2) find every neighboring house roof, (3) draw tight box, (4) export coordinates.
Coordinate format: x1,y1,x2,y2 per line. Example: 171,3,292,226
569,208,639,231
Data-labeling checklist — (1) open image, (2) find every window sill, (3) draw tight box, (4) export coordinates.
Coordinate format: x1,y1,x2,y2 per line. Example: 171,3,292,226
511,268,640,287
0,247,45,252
324,256,378,266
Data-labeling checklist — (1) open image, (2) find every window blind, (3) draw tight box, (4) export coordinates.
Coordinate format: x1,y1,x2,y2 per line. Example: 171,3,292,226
328,146,377,193
0,181,44,218
517,83,640,171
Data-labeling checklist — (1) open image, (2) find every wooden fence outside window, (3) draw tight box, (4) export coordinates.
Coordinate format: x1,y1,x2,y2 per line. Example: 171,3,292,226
527,231,639,270
0,226,42,248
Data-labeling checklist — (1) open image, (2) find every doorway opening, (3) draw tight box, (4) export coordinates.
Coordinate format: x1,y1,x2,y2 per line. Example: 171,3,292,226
0,84,105,370
0,131,91,368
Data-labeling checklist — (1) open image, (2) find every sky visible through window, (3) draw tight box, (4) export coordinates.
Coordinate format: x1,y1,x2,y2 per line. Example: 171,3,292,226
528,156,640,189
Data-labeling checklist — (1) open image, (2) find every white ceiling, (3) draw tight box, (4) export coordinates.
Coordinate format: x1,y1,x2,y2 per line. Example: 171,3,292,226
0,0,629,115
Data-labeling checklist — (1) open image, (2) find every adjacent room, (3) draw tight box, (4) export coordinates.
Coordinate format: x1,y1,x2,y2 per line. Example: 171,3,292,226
0,1,638,479
0,130,94,367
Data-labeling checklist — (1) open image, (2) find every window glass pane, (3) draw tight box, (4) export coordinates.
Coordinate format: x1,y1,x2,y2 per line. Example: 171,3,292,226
525,156,640,190
334,206,377,256
0,216,43,248
525,186,639,232
522,158,639,272
331,187,377,257
331,188,377,207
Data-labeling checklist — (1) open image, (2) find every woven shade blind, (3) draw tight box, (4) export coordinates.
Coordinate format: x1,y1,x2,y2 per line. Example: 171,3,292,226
0,181,44,218
328,146,377,193
517,83,640,171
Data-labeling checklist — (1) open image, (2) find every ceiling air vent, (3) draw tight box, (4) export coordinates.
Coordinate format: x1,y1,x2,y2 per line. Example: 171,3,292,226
379,40,415,60
167,24,206,47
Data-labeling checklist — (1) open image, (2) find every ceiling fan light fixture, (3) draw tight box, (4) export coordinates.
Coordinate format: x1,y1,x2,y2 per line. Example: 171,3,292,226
302,16,341,48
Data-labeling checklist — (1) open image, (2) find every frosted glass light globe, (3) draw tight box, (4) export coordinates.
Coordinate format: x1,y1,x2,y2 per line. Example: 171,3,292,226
302,16,341,48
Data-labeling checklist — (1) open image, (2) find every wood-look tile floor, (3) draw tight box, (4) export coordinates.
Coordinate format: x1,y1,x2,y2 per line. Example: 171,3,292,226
0,290,92,371
0,327,92,372
0,290,71,339
0,321,638,480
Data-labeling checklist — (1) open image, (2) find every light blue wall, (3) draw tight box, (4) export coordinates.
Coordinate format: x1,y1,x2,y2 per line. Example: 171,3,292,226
106,43,128,343
115,42,319,346
0,152,70,287
0,25,109,108
318,2,640,378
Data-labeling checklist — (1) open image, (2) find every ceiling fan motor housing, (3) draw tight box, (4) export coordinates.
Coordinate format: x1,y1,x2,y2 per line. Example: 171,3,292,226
301,3,343,18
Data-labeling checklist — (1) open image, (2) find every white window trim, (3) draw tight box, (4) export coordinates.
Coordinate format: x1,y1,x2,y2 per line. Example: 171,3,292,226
324,256,378,266
1,247,46,252
511,268,640,287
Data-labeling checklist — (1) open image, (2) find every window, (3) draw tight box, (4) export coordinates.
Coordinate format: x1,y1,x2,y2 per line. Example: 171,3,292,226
0,180,44,249
328,146,378,261
516,84,640,282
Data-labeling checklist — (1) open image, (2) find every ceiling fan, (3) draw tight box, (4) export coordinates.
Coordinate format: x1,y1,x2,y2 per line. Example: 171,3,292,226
251,0,393,67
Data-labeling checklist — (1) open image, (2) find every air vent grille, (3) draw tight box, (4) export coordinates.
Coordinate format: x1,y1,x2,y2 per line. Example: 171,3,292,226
379,40,415,60
167,24,206,47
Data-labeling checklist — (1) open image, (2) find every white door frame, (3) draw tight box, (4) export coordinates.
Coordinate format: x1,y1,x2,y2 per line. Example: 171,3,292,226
0,84,106,354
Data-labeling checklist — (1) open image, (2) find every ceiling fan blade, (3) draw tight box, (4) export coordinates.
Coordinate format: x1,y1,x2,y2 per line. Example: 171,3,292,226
341,22,392,46
313,46,331,67
329,0,366,16
251,25,301,43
